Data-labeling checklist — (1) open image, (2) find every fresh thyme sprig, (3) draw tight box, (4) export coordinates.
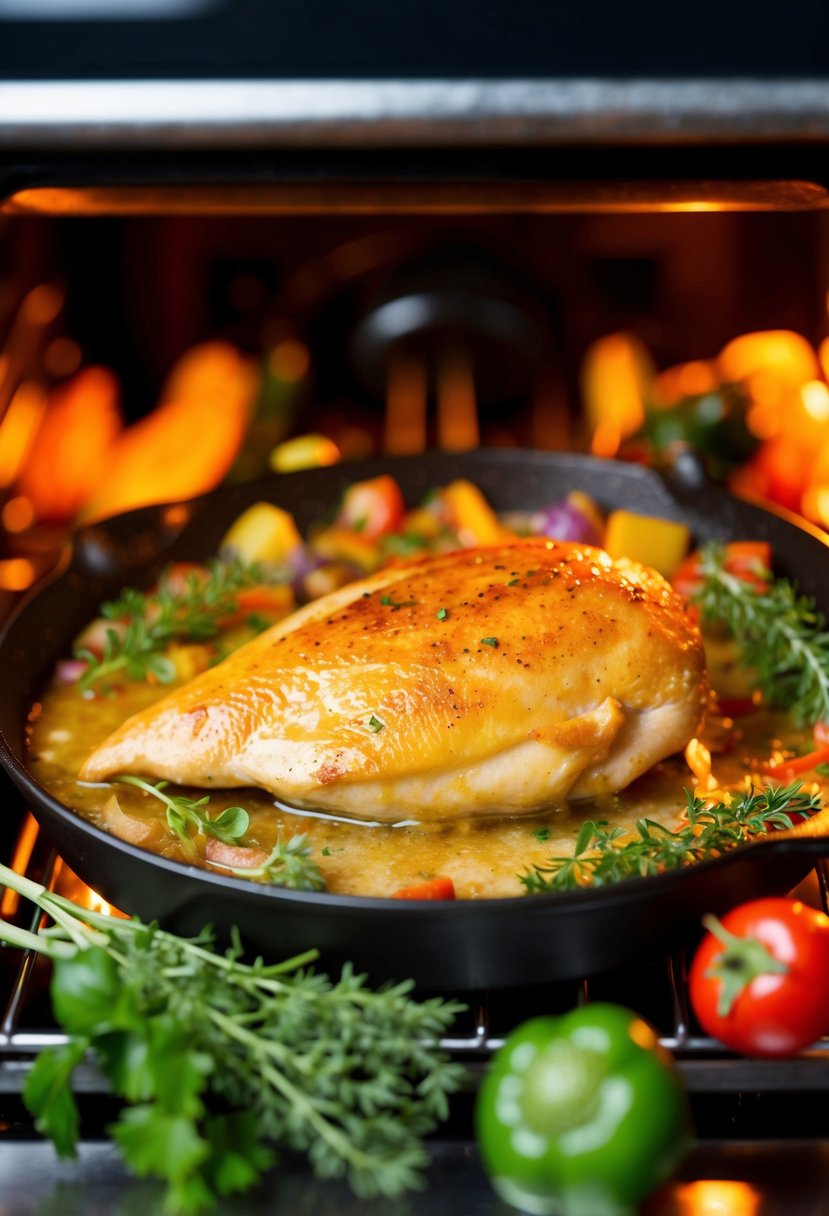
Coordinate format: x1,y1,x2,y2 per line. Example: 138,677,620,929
0,863,465,1213
75,558,264,692
520,781,821,894
112,776,325,890
695,542,829,727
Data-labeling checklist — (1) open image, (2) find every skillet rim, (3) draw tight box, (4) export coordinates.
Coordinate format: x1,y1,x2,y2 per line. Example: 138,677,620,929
2,448,829,916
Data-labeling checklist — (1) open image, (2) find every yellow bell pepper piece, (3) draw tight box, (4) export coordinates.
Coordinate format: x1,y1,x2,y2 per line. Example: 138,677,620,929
269,433,340,472
442,480,514,545
221,502,302,565
603,510,691,579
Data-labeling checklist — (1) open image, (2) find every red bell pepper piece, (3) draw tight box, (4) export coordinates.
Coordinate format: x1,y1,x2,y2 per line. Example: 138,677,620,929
392,876,456,901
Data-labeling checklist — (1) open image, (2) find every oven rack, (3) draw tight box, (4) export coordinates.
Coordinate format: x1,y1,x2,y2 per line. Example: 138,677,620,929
2,848,829,1099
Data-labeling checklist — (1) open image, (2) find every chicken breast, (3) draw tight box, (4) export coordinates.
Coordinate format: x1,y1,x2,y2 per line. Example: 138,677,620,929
80,539,707,822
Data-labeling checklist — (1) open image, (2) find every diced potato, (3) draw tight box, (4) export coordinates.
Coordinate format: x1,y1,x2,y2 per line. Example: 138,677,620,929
603,510,691,578
401,507,443,540
221,502,301,565
303,562,359,599
167,644,215,682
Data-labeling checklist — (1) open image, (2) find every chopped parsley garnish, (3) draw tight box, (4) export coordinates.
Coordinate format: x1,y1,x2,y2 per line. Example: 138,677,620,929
481,637,499,648
532,826,551,842
507,578,520,587
368,716,385,732
436,607,448,621
380,595,418,610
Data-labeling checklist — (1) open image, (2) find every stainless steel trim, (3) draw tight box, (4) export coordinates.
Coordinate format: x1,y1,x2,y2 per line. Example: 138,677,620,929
2,78,829,148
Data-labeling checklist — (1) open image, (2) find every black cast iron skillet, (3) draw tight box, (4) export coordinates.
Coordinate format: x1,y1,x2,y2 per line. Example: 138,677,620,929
2,449,829,991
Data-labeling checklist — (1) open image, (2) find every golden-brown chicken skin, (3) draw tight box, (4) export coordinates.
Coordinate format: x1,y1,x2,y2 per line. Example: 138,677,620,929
80,539,708,822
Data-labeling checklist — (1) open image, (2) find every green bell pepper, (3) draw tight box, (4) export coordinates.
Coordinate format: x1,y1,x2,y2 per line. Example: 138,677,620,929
476,1002,692,1216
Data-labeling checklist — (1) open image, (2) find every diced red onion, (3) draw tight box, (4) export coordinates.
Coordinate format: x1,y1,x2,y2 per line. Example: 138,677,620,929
56,658,89,685
530,502,602,546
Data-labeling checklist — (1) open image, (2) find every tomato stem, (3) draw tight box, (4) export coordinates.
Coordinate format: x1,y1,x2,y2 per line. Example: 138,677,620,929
701,913,789,1019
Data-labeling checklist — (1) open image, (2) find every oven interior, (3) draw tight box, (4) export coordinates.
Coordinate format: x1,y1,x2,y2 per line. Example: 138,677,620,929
3,189,829,1209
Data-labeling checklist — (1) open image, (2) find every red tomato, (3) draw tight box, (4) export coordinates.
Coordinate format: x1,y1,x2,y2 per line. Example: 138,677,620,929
688,898,829,1058
156,562,211,597
392,876,455,901
338,476,405,539
671,541,772,602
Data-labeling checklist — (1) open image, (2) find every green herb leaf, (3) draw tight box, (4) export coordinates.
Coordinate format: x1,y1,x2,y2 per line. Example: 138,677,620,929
480,637,498,648
113,777,250,853
23,1040,87,1158
436,607,448,621
695,543,829,727
380,594,418,610
216,834,327,891
368,715,385,733
1,861,467,1211
76,558,266,693
521,781,821,894
531,826,551,842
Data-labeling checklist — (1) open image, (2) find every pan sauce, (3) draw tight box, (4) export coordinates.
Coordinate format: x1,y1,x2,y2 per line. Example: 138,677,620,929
25,672,823,899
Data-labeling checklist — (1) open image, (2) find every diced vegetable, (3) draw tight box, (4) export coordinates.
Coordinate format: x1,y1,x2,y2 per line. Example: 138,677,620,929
55,659,90,686
73,616,127,660
760,744,829,779
566,490,606,543
530,499,602,545
672,540,772,601
337,475,405,539
438,480,513,545
476,1003,692,1214
155,562,212,597
604,510,691,578
302,562,360,600
310,526,381,573
392,876,456,900
269,433,340,472
220,502,302,566
165,643,215,682
220,583,295,627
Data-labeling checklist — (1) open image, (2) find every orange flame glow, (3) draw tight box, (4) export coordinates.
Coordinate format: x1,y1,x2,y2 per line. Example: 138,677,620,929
674,1180,761,1216
0,813,40,917
16,366,122,522
79,342,257,523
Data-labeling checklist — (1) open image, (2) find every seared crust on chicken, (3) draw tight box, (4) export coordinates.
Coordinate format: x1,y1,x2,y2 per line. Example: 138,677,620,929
80,539,707,821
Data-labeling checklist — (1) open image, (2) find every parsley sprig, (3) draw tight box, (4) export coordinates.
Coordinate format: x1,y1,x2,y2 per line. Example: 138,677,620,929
112,776,324,890
75,558,264,692
520,781,821,893
695,543,829,727
0,864,464,1213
